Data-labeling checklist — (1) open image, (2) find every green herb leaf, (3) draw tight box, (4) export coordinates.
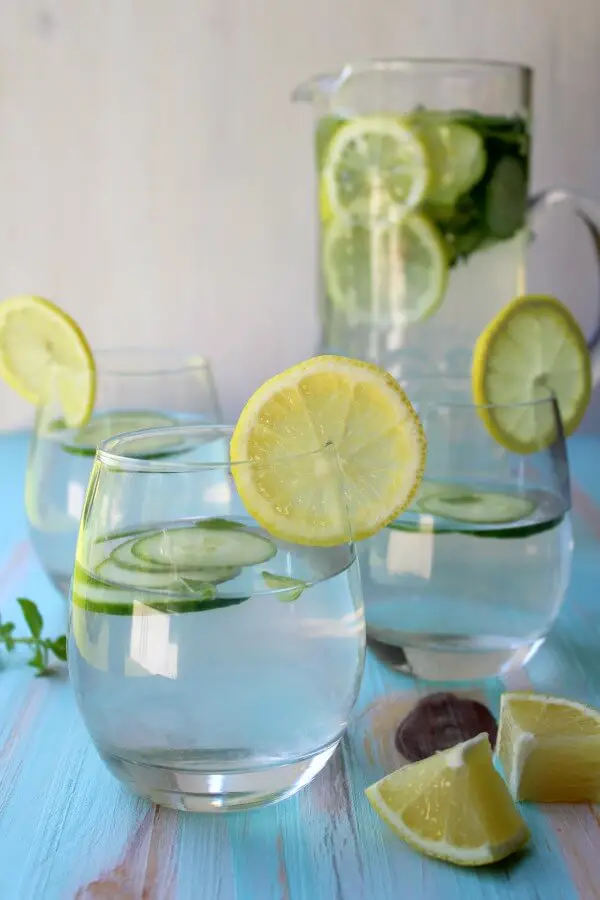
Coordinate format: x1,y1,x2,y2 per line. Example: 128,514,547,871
49,636,68,662
4,635,15,652
17,598,43,639
27,646,45,671
0,622,15,636
262,571,307,602
196,518,245,531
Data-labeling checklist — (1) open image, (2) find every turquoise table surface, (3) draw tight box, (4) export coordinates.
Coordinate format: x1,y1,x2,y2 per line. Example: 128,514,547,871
1,431,599,900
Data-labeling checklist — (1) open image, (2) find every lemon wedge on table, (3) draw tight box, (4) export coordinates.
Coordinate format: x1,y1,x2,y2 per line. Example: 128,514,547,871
323,212,448,326
366,732,530,867
0,295,95,427
497,692,600,802
230,355,426,546
472,294,592,453
322,116,430,221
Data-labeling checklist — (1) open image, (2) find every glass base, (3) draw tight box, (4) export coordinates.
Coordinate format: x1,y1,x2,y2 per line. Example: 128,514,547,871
367,631,545,681
99,740,340,812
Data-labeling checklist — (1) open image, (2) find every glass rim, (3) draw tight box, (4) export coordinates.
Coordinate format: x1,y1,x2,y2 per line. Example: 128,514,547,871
395,375,560,412
345,57,532,76
293,57,532,99
47,347,212,378
97,424,336,473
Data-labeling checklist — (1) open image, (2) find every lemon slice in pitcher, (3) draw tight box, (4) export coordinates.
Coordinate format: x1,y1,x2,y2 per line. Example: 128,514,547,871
322,116,430,221
0,295,95,426
230,356,426,546
323,213,448,325
472,294,592,452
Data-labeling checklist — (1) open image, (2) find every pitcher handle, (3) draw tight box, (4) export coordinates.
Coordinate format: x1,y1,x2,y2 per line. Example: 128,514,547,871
528,188,600,383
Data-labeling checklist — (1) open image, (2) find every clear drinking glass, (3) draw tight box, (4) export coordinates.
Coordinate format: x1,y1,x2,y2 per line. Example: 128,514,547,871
358,377,573,682
68,425,365,812
26,349,222,598
293,60,600,384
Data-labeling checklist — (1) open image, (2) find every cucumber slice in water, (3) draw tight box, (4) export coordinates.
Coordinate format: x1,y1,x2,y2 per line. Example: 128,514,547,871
420,489,535,524
109,539,241,583
62,410,180,457
131,523,277,570
72,563,246,615
97,557,221,592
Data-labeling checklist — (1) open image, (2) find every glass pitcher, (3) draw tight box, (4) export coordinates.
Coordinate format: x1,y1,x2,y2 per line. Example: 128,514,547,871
293,59,600,383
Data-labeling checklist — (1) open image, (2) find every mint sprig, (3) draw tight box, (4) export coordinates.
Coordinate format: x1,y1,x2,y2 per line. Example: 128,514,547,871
0,598,67,676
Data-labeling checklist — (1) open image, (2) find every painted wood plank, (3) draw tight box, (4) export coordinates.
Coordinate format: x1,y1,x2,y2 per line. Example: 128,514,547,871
0,431,599,898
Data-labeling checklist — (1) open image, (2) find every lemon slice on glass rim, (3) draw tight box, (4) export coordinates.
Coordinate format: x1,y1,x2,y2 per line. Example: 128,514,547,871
0,294,95,427
230,355,426,546
472,294,592,453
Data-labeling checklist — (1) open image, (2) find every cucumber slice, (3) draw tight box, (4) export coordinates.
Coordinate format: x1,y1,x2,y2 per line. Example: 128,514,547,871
131,523,277,570
484,157,527,239
72,564,247,615
62,410,181,457
416,119,487,204
97,558,219,592
420,489,535,524
110,538,241,583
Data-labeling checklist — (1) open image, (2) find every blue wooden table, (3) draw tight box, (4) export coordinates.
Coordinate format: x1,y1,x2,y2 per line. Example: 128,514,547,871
1,431,599,900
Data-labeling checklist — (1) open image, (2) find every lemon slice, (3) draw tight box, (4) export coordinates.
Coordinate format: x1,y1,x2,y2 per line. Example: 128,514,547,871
497,692,600,802
230,355,426,546
319,177,334,225
413,115,487,204
0,295,95,426
366,733,529,867
322,116,430,221
323,213,448,326
472,294,592,453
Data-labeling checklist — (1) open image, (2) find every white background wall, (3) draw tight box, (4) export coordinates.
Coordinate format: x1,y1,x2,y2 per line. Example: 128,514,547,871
0,0,599,429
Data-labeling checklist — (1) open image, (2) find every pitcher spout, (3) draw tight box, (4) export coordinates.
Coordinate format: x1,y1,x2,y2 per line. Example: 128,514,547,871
291,73,339,104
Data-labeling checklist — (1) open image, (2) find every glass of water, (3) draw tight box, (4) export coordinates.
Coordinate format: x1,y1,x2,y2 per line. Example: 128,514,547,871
69,425,365,811
359,377,573,682
26,349,221,599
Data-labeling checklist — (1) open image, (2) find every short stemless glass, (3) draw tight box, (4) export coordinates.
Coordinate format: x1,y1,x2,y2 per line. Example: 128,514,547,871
68,425,365,812
26,349,222,598
358,378,573,682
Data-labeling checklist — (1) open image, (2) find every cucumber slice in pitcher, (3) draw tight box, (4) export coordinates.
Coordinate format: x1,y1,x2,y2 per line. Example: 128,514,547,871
420,489,535,524
130,523,277,570
484,156,527,239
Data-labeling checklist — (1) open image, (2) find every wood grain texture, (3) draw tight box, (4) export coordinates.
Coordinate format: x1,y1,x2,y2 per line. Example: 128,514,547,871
0,431,599,899
0,0,599,428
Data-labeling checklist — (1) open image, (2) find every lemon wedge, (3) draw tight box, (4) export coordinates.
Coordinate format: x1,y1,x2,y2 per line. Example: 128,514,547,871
497,692,600,802
366,733,529,867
